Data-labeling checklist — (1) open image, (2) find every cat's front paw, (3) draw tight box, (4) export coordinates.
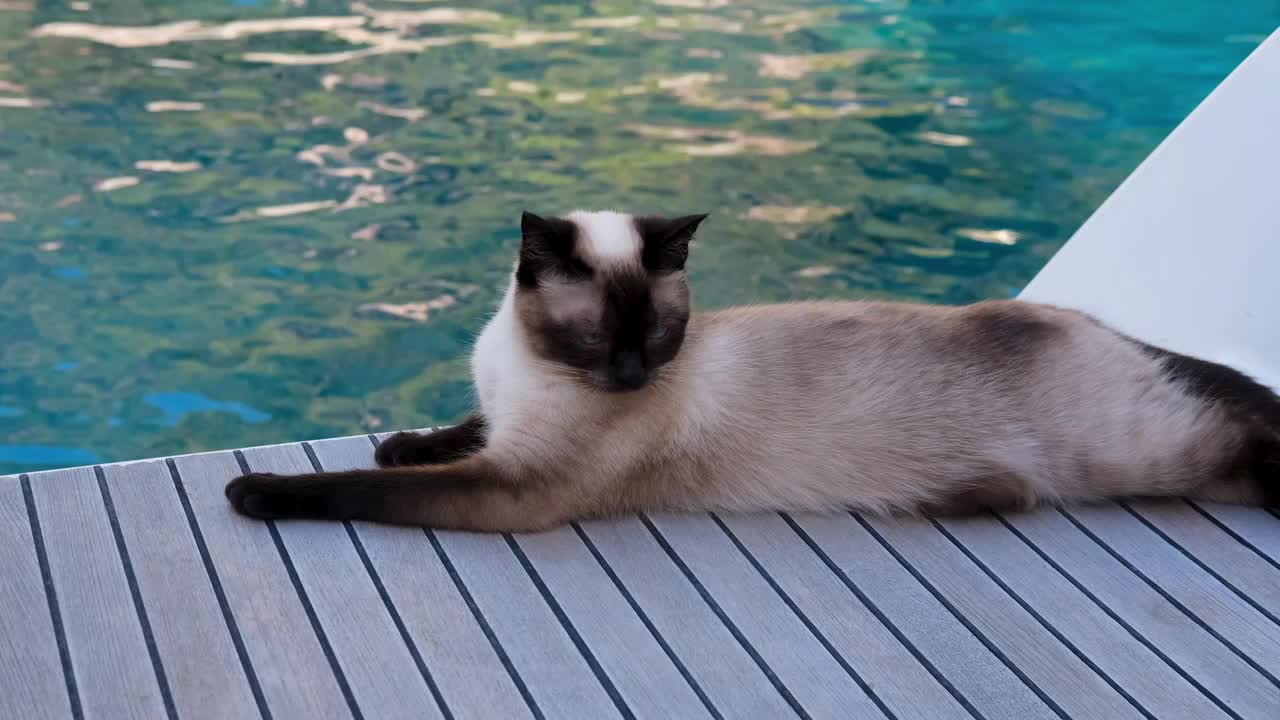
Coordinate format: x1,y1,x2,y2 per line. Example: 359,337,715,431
375,431,443,467
225,472,284,519
226,471,281,515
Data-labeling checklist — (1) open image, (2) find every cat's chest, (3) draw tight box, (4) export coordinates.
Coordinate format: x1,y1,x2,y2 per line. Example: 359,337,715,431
471,313,563,423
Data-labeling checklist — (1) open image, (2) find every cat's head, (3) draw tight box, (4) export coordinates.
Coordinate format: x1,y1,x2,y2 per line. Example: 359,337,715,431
513,209,707,392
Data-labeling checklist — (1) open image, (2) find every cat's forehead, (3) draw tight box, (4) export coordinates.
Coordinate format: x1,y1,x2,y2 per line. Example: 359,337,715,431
566,210,642,268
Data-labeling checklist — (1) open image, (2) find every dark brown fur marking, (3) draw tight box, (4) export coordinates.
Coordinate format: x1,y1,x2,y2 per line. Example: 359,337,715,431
920,474,1035,516
1133,340,1280,427
375,414,488,467
634,214,706,272
960,301,1066,365
516,212,587,287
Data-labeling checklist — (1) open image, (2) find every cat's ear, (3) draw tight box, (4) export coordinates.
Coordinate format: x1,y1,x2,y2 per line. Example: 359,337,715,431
637,213,708,272
517,211,577,285
520,211,575,252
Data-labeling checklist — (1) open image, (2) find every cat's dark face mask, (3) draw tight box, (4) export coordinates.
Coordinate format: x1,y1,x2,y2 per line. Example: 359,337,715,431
513,211,705,393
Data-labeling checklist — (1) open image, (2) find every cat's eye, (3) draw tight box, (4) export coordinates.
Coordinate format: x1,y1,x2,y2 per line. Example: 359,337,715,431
581,332,604,346
648,325,669,341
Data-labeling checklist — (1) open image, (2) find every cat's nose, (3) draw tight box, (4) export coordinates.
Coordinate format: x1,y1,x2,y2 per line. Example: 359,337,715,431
613,352,647,390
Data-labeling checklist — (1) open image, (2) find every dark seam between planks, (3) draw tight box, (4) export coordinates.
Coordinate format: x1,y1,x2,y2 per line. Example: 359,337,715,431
20,474,84,720
94,466,179,720
1184,500,1280,571
505,533,636,720
571,523,724,720
1119,502,1280,627
709,513,895,720
301,442,455,720
366,434,544,720
639,514,808,720
423,527,545,720
995,513,1243,720
852,513,1071,720
781,513,984,720
1058,507,1280,689
233,450,363,720
167,459,271,720
929,518,1156,720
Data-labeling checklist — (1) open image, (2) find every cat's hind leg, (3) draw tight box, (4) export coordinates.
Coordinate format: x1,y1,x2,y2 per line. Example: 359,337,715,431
919,473,1039,516
1191,432,1280,507
1134,342,1280,507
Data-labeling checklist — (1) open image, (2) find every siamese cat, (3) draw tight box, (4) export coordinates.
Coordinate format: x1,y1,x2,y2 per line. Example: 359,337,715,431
225,210,1280,531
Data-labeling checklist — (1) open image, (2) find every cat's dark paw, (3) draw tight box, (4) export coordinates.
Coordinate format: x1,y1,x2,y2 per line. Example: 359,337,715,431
226,472,332,520
226,472,361,521
225,472,285,519
375,431,444,467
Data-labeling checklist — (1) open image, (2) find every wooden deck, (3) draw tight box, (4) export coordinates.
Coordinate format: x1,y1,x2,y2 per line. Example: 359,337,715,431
3,431,1278,720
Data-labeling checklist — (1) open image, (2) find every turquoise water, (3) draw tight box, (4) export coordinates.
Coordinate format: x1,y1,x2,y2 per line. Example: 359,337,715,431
1,1,1276,473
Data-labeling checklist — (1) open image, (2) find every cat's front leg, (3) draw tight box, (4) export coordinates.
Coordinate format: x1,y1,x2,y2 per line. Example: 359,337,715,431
374,413,488,467
225,454,575,532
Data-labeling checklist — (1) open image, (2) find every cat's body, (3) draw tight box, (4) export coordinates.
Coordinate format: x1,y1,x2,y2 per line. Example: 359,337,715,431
226,210,1280,531
468,293,1268,523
